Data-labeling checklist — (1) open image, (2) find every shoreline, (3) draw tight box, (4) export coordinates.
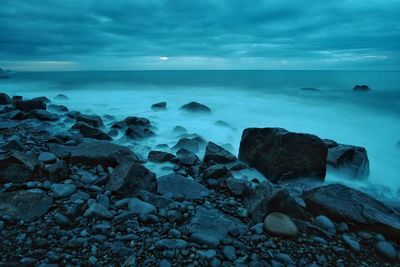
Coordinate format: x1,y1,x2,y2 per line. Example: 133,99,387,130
0,92,399,266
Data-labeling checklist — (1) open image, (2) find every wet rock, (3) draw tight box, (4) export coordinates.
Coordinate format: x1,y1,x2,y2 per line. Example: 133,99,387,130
47,104,68,112
180,101,211,113
122,255,137,267
202,164,229,180
148,150,176,163
51,183,77,198
32,96,51,103
172,126,187,135
0,93,11,105
151,101,167,111
222,245,237,261
2,135,25,152
15,99,46,112
214,120,236,131
226,177,251,196
326,143,369,179
157,173,210,200
239,127,327,183
125,126,155,139
353,85,371,92
128,198,157,215
183,206,246,247
155,239,187,250
1,110,26,120
76,114,104,128
71,122,112,141
54,93,69,100
375,241,397,260
84,203,113,219
38,152,57,164
204,141,237,164
342,234,360,252
300,87,320,92
174,148,200,166
302,184,400,240
54,213,70,226
0,151,40,184
313,215,336,234
106,162,156,197
263,212,299,238
70,141,138,167
172,137,199,153
45,160,69,181
28,109,58,121
0,190,52,221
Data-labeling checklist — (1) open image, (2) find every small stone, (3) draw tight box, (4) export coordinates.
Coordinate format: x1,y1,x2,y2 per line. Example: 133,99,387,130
155,239,188,250
342,234,360,253
84,203,113,219
313,215,336,234
128,198,157,216
264,212,298,238
54,213,70,226
375,241,397,260
38,152,57,164
51,183,76,198
222,245,237,261
337,222,349,233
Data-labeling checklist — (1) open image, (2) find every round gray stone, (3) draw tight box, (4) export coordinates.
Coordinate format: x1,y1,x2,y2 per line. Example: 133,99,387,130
264,212,298,238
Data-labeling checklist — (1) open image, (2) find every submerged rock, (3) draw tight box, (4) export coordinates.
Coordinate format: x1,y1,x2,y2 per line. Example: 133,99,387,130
106,162,156,196
172,137,199,153
263,212,298,238
326,142,369,179
151,102,167,111
353,85,371,92
76,114,104,128
0,190,52,221
180,101,211,114
54,93,69,100
157,173,210,200
239,127,327,183
0,151,40,184
125,125,155,139
204,141,237,164
148,150,176,163
71,122,111,141
28,109,59,121
302,184,400,240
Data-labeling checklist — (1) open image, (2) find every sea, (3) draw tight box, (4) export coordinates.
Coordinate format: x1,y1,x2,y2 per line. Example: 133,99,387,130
1,70,399,199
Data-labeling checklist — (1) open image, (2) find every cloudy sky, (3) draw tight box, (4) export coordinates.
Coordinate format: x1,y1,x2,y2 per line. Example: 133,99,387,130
0,0,399,71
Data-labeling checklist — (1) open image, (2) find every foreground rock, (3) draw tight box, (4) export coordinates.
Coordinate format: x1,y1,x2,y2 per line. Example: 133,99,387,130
180,101,211,114
0,151,40,184
76,113,104,128
264,212,299,237
15,99,46,112
28,109,59,121
157,173,210,200
0,93,12,105
112,116,155,139
239,127,328,183
71,122,112,141
0,191,52,221
203,141,237,164
302,184,400,240
106,162,156,196
325,140,370,179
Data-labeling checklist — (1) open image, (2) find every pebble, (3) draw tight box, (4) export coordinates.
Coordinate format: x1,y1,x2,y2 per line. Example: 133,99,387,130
313,215,336,234
342,234,361,253
128,198,157,216
375,241,397,260
38,152,57,164
51,183,77,198
222,245,237,261
54,213,70,226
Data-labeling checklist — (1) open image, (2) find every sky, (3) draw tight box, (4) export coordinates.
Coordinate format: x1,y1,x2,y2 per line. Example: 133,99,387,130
0,0,399,71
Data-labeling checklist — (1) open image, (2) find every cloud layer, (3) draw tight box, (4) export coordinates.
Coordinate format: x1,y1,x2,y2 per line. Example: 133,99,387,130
1,0,399,70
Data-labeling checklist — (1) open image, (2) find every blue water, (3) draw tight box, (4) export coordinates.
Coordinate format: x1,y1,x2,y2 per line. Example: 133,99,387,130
1,70,400,195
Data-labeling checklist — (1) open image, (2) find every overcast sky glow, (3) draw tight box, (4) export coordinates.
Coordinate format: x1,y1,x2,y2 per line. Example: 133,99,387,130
0,0,399,71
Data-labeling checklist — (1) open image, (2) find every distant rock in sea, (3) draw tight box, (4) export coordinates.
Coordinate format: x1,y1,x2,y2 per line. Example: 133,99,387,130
300,87,320,92
180,101,211,114
353,85,371,92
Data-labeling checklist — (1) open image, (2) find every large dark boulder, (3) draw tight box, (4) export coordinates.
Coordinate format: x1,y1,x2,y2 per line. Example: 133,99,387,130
151,102,167,111
15,99,46,112
204,141,237,164
112,116,155,139
125,126,155,139
0,93,11,105
353,85,371,92
28,109,59,121
76,114,104,128
239,128,328,183
302,184,400,241
70,141,138,167
180,101,211,114
172,137,200,153
106,162,156,196
157,173,210,200
325,141,369,179
112,116,151,129
148,150,176,163
71,122,112,141
0,151,40,184
0,191,53,222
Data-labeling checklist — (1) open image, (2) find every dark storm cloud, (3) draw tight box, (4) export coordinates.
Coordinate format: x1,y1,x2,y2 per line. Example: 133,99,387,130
0,0,399,70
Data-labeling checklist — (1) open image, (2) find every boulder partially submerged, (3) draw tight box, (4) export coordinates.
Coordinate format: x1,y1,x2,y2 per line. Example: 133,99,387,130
180,101,211,114
353,85,371,92
71,121,112,141
203,141,237,164
239,127,328,183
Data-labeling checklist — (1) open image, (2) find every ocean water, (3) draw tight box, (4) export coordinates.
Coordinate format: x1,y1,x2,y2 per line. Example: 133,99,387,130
1,70,400,197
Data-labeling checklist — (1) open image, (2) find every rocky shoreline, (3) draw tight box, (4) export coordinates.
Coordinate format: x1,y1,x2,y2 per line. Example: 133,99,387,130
0,92,399,266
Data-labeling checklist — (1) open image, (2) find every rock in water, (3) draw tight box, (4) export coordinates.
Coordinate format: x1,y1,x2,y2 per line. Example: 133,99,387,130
76,114,104,128
204,141,237,164
27,109,59,121
51,183,77,198
148,151,176,163
0,151,40,184
71,122,112,141
238,127,327,183
106,162,156,196
157,173,210,200
326,142,369,179
151,102,167,111
0,190,52,221
15,99,46,112
313,215,336,234
0,93,11,105
353,85,371,92
180,101,211,114
302,184,400,240
263,212,299,238
54,93,69,100
70,141,137,167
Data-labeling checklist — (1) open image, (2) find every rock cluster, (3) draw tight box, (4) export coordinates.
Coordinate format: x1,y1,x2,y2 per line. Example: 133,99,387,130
0,92,398,266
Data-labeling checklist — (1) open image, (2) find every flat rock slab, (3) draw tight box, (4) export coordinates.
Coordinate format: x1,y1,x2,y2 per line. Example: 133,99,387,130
0,151,40,184
302,184,400,240
157,174,210,200
0,190,52,221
